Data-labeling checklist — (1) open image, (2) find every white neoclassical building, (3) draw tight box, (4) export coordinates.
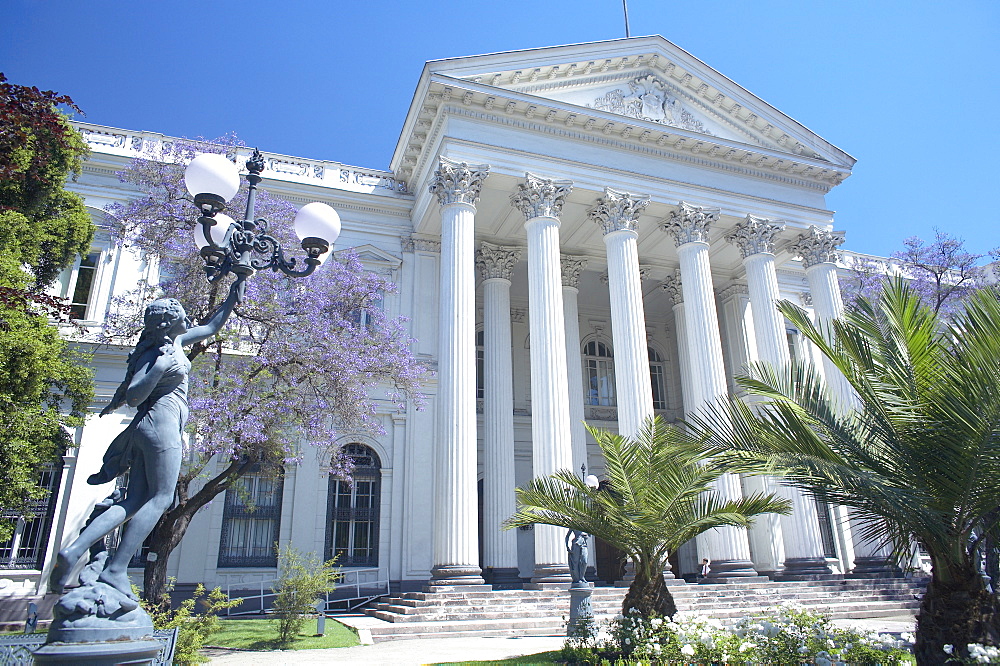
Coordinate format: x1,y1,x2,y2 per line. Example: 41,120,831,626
1,36,898,607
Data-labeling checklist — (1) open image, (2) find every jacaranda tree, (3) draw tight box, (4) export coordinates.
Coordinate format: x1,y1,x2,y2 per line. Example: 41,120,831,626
692,279,1000,665
100,138,427,602
505,417,789,618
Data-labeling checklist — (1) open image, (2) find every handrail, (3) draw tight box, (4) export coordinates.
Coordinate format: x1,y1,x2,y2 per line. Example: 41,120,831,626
217,568,389,615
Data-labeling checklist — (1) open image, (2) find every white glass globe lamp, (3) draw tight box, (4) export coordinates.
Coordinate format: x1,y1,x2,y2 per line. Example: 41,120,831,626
293,202,341,258
184,154,241,211
193,212,235,249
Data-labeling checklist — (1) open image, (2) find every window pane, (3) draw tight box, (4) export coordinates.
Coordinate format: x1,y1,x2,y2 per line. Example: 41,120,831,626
69,252,100,319
326,445,381,567
218,466,283,567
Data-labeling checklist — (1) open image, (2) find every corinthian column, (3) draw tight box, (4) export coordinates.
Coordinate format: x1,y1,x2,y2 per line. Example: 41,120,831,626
561,256,589,473
661,202,757,579
790,226,873,575
728,215,831,577
476,242,522,587
511,173,574,584
589,189,654,439
661,273,694,417
428,157,489,586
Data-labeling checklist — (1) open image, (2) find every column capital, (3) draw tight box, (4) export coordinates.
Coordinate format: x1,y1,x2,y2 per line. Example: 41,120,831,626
660,271,683,305
588,188,650,235
510,172,573,220
429,156,490,206
790,226,845,269
560,256,588,288
476,242,522,281
660,201,720,246
725,215,785,259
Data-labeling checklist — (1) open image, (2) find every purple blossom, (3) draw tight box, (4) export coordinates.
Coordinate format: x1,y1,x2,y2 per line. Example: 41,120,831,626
99,136,429,480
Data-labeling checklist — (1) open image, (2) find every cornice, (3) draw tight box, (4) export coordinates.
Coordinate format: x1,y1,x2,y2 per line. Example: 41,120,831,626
434,134,839,230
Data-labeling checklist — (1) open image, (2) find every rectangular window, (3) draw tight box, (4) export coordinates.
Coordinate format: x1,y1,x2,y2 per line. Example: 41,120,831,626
586,359,616,406
815,498,839,559
0,466,61,570
67,251,102,320
218,469,283,568
650,364,666,410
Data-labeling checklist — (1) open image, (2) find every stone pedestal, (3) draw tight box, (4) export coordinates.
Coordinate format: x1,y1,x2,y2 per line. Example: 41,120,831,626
33,639,161,665
567,584,594,635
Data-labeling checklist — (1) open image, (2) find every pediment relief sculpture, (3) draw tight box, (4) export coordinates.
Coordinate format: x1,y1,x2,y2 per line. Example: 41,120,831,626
588,75,709,135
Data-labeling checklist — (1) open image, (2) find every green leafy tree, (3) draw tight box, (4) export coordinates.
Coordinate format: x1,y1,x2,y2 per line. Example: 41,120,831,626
504,417,790,618
0,74,94,537
693,279,1000,665
272,544,338,645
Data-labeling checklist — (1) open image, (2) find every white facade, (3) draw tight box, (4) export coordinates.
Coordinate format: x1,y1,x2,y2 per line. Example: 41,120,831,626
3,36,890,599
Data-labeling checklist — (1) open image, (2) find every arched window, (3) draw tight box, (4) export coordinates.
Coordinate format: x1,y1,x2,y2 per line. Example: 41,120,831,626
218,465,284,568
326,444,381,567
649,347,667,410
476,329,485,399
583,340,615,406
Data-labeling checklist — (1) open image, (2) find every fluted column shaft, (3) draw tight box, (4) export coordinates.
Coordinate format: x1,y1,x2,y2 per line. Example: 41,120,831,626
663,203,757,578
745,253,830,574
662,275,693,416
512,174,575,583
430,158,489,586
590,189,653,438
562,257,588,473
477,243,522,583
792,226,863,574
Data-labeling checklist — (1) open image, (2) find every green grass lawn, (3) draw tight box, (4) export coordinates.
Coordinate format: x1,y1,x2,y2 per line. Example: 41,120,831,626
433,654,562,666
206,617,360,651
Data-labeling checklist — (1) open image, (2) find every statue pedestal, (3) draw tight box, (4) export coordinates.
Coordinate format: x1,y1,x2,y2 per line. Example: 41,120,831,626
33,639,161,665
567,582,594,636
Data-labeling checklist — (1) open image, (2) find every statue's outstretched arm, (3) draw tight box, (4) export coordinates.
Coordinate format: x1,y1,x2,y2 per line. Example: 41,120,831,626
180,276,244,347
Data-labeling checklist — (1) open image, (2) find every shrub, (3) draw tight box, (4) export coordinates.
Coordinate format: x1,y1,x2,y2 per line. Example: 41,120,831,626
271,544,338,644
143,582,242,664
562,604,914,665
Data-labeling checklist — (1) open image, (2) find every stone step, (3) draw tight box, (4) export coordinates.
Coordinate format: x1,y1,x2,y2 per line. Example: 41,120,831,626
367,597,922,624
373,589,923,615
360,599,922,642
362,578,928,633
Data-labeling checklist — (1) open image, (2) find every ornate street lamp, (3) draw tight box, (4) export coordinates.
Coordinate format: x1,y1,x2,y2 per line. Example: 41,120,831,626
184,149,341,281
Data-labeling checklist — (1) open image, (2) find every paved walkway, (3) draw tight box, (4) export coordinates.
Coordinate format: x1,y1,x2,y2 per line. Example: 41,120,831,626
204,614,916,664
204,634,565,665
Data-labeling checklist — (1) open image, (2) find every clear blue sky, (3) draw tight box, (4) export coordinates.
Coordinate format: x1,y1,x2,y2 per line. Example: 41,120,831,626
3,0,997,259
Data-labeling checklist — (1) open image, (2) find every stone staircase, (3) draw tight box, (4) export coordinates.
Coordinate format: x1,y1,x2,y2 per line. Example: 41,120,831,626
350,578,927,642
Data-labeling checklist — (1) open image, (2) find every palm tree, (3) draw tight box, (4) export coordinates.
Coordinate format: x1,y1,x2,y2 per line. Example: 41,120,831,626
691,279,1000,665
504,417,789,618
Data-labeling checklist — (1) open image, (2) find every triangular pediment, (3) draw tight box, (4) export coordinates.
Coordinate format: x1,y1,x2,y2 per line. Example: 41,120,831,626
395,36,855,175
335,244,401,270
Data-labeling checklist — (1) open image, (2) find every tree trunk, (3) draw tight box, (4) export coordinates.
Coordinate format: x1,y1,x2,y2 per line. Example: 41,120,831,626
142,509,193,605
915,561,1000,665
621,560,677,619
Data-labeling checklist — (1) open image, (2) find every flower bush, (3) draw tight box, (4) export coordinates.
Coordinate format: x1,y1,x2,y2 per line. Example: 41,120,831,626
561,604,914,664
944,642,1000,664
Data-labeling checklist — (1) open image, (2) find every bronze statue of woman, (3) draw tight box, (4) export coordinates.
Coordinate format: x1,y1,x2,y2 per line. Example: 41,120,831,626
51,278,244,607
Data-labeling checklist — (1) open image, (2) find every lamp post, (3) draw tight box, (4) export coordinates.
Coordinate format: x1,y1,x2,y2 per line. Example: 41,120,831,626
184,149,341,284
